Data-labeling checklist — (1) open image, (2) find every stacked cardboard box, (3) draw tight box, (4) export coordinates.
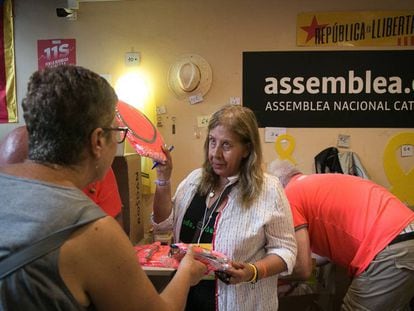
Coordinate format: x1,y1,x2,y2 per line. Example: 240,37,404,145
112,153,144,244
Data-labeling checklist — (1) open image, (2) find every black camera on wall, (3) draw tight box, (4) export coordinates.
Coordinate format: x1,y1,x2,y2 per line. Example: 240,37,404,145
56,8,77,20
56,8,72,17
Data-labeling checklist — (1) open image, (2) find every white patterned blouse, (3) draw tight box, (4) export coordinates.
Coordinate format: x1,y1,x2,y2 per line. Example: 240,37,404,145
152,168,297,311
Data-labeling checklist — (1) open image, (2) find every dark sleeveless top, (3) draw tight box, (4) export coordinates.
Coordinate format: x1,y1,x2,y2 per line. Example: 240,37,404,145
180,191,218,311
180,192,218,244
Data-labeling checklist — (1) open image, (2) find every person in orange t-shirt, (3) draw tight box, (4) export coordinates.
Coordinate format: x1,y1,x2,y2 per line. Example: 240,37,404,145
268,159,414,311
0,126,122,223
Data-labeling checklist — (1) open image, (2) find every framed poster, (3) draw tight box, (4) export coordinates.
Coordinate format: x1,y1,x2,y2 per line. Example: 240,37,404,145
297,11,414,47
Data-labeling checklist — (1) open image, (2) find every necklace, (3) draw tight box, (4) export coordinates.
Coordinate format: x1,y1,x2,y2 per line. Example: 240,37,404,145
196,186,229,244
208,182,226,198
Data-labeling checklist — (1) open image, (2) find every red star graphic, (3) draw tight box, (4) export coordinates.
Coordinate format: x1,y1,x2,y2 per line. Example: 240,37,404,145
301,16,328,43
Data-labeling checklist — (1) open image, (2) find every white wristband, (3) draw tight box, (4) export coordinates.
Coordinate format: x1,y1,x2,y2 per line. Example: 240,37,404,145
155,179,170,186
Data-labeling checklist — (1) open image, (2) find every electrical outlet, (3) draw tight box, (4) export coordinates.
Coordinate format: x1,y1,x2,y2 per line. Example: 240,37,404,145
197,115,210,127
156,105,167,115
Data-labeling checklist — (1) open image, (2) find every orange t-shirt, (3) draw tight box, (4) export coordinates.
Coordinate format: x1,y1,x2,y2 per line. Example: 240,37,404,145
83,168,122,218
286,173,414,277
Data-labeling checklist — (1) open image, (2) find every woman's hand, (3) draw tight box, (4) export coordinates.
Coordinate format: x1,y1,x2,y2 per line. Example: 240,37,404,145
152,145,174,223
155,145,173,181
220,261,256,285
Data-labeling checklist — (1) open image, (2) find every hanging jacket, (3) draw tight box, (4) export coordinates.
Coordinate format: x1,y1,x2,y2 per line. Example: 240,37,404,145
315,147,369,179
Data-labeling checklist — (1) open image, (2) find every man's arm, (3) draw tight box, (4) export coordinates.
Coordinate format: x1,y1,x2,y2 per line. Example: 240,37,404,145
282,227,313,281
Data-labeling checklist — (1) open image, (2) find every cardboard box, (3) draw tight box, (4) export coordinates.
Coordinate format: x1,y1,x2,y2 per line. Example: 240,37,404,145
112,153,143,244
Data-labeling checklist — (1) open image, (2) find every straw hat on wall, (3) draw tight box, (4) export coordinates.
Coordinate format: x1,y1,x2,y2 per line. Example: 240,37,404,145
168,54,212,99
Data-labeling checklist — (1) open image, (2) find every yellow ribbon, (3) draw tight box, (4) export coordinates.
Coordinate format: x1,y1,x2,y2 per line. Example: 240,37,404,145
383,132,414,206
274,134,297,165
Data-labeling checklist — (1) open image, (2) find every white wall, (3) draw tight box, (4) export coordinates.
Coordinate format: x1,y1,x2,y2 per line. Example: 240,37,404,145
6,0,414,194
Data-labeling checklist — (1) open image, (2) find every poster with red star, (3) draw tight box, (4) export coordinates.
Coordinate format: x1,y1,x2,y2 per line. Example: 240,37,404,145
297,11,414,47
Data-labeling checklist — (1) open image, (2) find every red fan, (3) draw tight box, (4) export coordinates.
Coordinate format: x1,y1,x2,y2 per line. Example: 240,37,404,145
116,100,166,163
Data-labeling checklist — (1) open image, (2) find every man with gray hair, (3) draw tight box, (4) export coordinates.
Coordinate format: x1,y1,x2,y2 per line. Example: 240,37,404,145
267,159,414,311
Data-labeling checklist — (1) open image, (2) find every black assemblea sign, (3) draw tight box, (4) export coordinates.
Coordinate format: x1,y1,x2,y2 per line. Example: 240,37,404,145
243,50,414,128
